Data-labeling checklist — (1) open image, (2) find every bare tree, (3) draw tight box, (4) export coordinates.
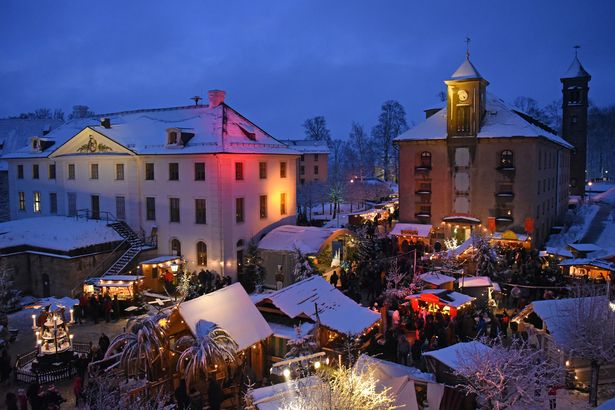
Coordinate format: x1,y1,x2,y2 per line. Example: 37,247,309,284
371,101,408,181
551,285,615,406
348,122,373,181
303,116,332,147
453,337,564,410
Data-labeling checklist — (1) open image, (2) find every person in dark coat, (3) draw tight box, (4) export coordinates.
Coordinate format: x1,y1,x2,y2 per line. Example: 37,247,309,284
207,378,223,410
174,379,190,410
329,270,339,287
98,333,110,356
113,295,121,321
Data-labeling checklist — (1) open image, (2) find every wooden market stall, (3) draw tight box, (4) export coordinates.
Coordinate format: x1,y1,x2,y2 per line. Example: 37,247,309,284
405,289,475,319
83,275,144,300
558,258,614,281
139,256,183,293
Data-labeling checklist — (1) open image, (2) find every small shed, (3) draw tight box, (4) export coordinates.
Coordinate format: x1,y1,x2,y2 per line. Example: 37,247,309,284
83,275,144,300
457,276,499,301
390,222,433,248
254,276,380,359
417,271,455,290
169,283,273,380
423,341,492,385
257,225,354,286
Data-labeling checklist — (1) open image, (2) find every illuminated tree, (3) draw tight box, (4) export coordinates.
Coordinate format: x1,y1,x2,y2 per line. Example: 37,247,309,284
472,232,498,277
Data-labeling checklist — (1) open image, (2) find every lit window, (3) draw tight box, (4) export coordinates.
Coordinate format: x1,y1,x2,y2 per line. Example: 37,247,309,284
280,193,287,215
500,150,514,167
196,242,207,266
280,161,287,178
18,192,25,211
33,192,41,213
260,195,268,219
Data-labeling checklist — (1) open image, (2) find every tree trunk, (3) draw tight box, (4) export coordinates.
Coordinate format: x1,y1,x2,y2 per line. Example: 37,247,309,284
589,360,599,407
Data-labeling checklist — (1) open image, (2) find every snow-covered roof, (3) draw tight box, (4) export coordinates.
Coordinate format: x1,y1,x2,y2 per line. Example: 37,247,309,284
258,225,352,254
394,93,572,149
354,354,435,383
178,283,273,351
279,139,330,154
0,217,122,252
558,258,615,271
596,395,615,409
417,271,455,286
0,118,64,167
267,322,314,340
523,297,606,346
406,289,475,309
423,341,492,371
545,247,574,258
92,275,143,282
2,103,298,159
457,276,493,288
139,255,182,265
256,276,380,335
562,54,591,79
450,57,482,80
390,223,432,238
568,243,602,252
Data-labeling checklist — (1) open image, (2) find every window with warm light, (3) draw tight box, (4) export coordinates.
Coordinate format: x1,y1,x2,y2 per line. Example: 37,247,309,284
18,192,25,211
280,161,287,178
33,192,41,213
280,193,287,215
500,150,514,168
260,195,268,219
197,241,207,266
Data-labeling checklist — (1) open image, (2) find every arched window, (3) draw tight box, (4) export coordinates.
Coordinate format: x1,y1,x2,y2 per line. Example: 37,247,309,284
196,241,207,266
500,150,514,167
170,238,181,257
420,151,432,168
236,239,245,274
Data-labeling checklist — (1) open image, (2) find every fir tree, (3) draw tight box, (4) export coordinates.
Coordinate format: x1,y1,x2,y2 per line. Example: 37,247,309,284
293,247,317,283
240,241,264,293
472,232,498,277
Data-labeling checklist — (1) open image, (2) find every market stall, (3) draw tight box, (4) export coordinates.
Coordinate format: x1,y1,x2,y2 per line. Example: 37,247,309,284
558,258,614,281
405,289,475,319
139,256,183,293
83,275,144,300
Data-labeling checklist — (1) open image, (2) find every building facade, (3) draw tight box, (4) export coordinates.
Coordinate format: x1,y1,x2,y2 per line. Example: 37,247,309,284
395,57,573,247
3,91,298,279
279,139,329,186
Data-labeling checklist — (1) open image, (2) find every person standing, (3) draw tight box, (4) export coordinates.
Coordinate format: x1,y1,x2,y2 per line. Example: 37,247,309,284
329,270,339,287
73,375,83,407
207,378,223,410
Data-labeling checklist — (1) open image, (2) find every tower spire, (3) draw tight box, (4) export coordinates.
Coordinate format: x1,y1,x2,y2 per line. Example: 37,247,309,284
574,44,580,57
465,37,471,59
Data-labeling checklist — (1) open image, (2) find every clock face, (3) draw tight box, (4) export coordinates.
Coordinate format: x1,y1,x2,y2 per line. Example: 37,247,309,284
458,89,469,102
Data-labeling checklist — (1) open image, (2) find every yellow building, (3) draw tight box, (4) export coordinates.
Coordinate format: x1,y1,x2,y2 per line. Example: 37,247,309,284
395,55,576,247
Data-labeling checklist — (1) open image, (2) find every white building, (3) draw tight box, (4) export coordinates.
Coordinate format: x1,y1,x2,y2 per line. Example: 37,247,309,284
2,90,298,279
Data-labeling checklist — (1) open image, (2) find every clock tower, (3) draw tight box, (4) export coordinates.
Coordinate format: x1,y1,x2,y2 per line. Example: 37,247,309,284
561,47,591,196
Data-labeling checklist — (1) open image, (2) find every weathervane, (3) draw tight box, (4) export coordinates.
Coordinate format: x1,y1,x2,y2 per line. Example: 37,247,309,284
190,95,202,106
465,37,471,58
574,45,580,57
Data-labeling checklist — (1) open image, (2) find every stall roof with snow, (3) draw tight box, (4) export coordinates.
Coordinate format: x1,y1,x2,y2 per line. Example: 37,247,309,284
0,216,122,254
512,296,607,346
257,225,352,254
423,341,492,372
558,258,615,271
457,276,493,288
406,289,475,309
418,272,456,286
545,247,574,259
354,354,435,383
139,255,182,265
255,276,380,335
568,243,602,253
390,223,432,238
178,283,273,351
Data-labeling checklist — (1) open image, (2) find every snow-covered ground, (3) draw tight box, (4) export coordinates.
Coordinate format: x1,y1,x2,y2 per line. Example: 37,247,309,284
546,204,600,249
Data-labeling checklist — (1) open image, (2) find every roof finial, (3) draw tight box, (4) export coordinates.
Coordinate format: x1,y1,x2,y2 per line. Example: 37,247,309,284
190,95,202,106
465,37,471,59
574,44,580,57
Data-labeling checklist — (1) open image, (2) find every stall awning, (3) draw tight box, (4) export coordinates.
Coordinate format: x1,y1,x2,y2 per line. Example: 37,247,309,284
442,215,481,224
390,223,433,238
139,255,182,265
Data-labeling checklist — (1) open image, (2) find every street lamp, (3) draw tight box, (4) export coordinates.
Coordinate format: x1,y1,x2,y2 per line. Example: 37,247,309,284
170,261,179,273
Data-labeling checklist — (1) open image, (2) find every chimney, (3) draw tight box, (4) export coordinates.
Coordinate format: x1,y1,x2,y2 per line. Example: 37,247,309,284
424,108,441,119
100,117,111,129
208,90,226,108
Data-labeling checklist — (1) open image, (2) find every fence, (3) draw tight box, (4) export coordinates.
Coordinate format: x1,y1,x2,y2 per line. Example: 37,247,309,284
14,346,82,385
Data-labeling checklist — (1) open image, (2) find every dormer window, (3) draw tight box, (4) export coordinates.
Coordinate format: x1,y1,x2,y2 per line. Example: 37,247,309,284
31,137,42,152
238,123,256,141
167,129,179,145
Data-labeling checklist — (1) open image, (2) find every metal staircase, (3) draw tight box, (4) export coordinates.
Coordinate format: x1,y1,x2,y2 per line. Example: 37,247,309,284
103,221,146,276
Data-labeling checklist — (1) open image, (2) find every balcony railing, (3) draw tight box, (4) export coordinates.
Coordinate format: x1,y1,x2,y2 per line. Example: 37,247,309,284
415,211,431,218
495,191,515,198
415,189,432,195
415,165,432,172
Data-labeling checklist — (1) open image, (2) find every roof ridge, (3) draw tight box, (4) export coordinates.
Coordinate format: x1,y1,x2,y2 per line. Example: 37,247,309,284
94,104,211,118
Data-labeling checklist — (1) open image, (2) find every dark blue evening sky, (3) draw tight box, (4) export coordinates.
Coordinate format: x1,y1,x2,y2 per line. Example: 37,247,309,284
1,1,614,139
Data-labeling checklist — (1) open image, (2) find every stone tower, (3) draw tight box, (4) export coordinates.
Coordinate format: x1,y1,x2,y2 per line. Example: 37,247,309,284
561,48,591,196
